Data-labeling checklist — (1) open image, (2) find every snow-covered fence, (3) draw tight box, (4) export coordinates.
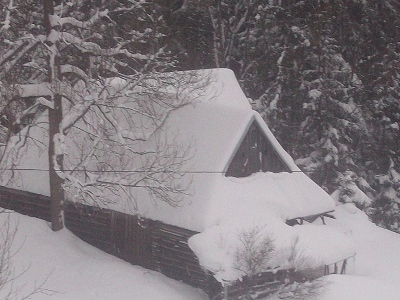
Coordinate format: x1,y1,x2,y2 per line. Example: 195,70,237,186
324,256,353,276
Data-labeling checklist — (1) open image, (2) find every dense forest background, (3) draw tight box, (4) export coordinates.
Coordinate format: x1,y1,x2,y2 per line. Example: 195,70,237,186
1,0,400,232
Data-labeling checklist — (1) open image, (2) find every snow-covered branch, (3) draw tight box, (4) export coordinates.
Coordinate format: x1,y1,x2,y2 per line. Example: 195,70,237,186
0,0,14,32
0,37,43,78
49,9,109,29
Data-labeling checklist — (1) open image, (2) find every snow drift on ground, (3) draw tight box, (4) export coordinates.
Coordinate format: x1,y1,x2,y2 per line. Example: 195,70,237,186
0,212,206,300
317,204,400,300
1,203,400,299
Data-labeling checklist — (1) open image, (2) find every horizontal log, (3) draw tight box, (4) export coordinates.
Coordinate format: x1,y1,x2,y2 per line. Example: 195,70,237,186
65,210,111,223
69,230,113,249
153,228,193,239
66,223,111,240
156,224,197,236
65,210,111,225
0,186,50,199
154,257,205,274
65,218,110,230
152,245,199,261
152,239,193,252
0,201,50,213
153,249,199,264
0,197,50,209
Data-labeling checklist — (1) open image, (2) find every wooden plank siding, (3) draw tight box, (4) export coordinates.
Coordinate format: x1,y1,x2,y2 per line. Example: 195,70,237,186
151,222,219,292
225,120,291,177
64,202,114,254
0,186,219,296
0,186,51,222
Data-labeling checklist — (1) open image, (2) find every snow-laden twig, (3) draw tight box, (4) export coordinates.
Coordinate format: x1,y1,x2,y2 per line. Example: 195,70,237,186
0,0,15,32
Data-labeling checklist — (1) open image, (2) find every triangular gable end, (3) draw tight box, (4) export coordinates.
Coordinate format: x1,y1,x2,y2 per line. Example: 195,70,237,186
225,118,291,177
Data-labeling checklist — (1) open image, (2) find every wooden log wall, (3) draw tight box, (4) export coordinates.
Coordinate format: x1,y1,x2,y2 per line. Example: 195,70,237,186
0,186,219,296
0,186,51,222
64,202,114,254
151,222,221,295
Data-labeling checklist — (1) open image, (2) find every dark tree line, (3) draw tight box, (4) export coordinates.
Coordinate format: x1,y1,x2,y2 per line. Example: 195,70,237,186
162,0,400,232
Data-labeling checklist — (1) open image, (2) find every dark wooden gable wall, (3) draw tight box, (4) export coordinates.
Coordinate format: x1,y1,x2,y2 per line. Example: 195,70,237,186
225,120,291,177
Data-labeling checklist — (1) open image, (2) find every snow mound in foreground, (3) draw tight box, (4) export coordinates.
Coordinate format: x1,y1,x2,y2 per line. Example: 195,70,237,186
0,212,206,300
2,203,400,299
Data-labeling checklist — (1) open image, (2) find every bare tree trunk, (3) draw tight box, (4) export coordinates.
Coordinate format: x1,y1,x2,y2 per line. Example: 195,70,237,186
48,94,64,232
44,0,64,231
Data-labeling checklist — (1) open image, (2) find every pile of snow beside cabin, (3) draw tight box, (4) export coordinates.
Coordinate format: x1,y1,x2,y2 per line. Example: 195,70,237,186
188,172,356,282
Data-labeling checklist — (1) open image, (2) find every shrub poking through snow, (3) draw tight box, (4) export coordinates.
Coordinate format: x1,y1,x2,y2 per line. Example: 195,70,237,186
0,211,50,299
274,238,328,300
234,226,275,277
277,279,327,300
0,212,14,296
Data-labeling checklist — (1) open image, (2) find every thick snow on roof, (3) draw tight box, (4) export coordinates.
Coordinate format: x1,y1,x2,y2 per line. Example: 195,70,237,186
1,68,350,282
116,69,333,231
2,68,334,229
205,172,334,225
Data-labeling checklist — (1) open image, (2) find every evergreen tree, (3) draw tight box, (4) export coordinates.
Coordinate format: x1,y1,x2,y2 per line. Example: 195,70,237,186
183,0,400,232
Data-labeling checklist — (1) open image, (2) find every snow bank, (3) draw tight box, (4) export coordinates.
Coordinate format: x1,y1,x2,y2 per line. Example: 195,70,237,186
188,218,356,282
188,173,354,282
315,203,400,299
320,275,399,300
188,212,289,282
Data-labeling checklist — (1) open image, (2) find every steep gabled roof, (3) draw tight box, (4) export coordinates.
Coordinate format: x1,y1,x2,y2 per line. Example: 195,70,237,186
2,68,335,232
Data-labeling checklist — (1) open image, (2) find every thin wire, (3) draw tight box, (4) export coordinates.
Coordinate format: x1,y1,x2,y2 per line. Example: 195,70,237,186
0,168,305,174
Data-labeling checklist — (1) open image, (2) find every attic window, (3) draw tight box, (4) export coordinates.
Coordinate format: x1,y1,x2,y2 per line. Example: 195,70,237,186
225,120,290,178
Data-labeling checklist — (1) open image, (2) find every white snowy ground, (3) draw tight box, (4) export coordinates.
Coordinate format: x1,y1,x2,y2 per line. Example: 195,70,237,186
0,212,207,300
318,204,400,300
1,203,400,300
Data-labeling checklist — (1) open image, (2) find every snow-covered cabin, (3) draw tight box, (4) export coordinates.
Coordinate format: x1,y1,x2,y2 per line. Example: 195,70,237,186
3,68,355,282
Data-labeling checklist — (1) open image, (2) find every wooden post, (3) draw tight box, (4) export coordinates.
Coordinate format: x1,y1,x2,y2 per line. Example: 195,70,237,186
341,259,347,274
324,264,329,275
223,282,228,300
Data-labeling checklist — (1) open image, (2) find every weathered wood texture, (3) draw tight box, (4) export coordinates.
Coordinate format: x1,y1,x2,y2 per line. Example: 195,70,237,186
0,186,219,296
226,120,291,177
0,186,51,221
